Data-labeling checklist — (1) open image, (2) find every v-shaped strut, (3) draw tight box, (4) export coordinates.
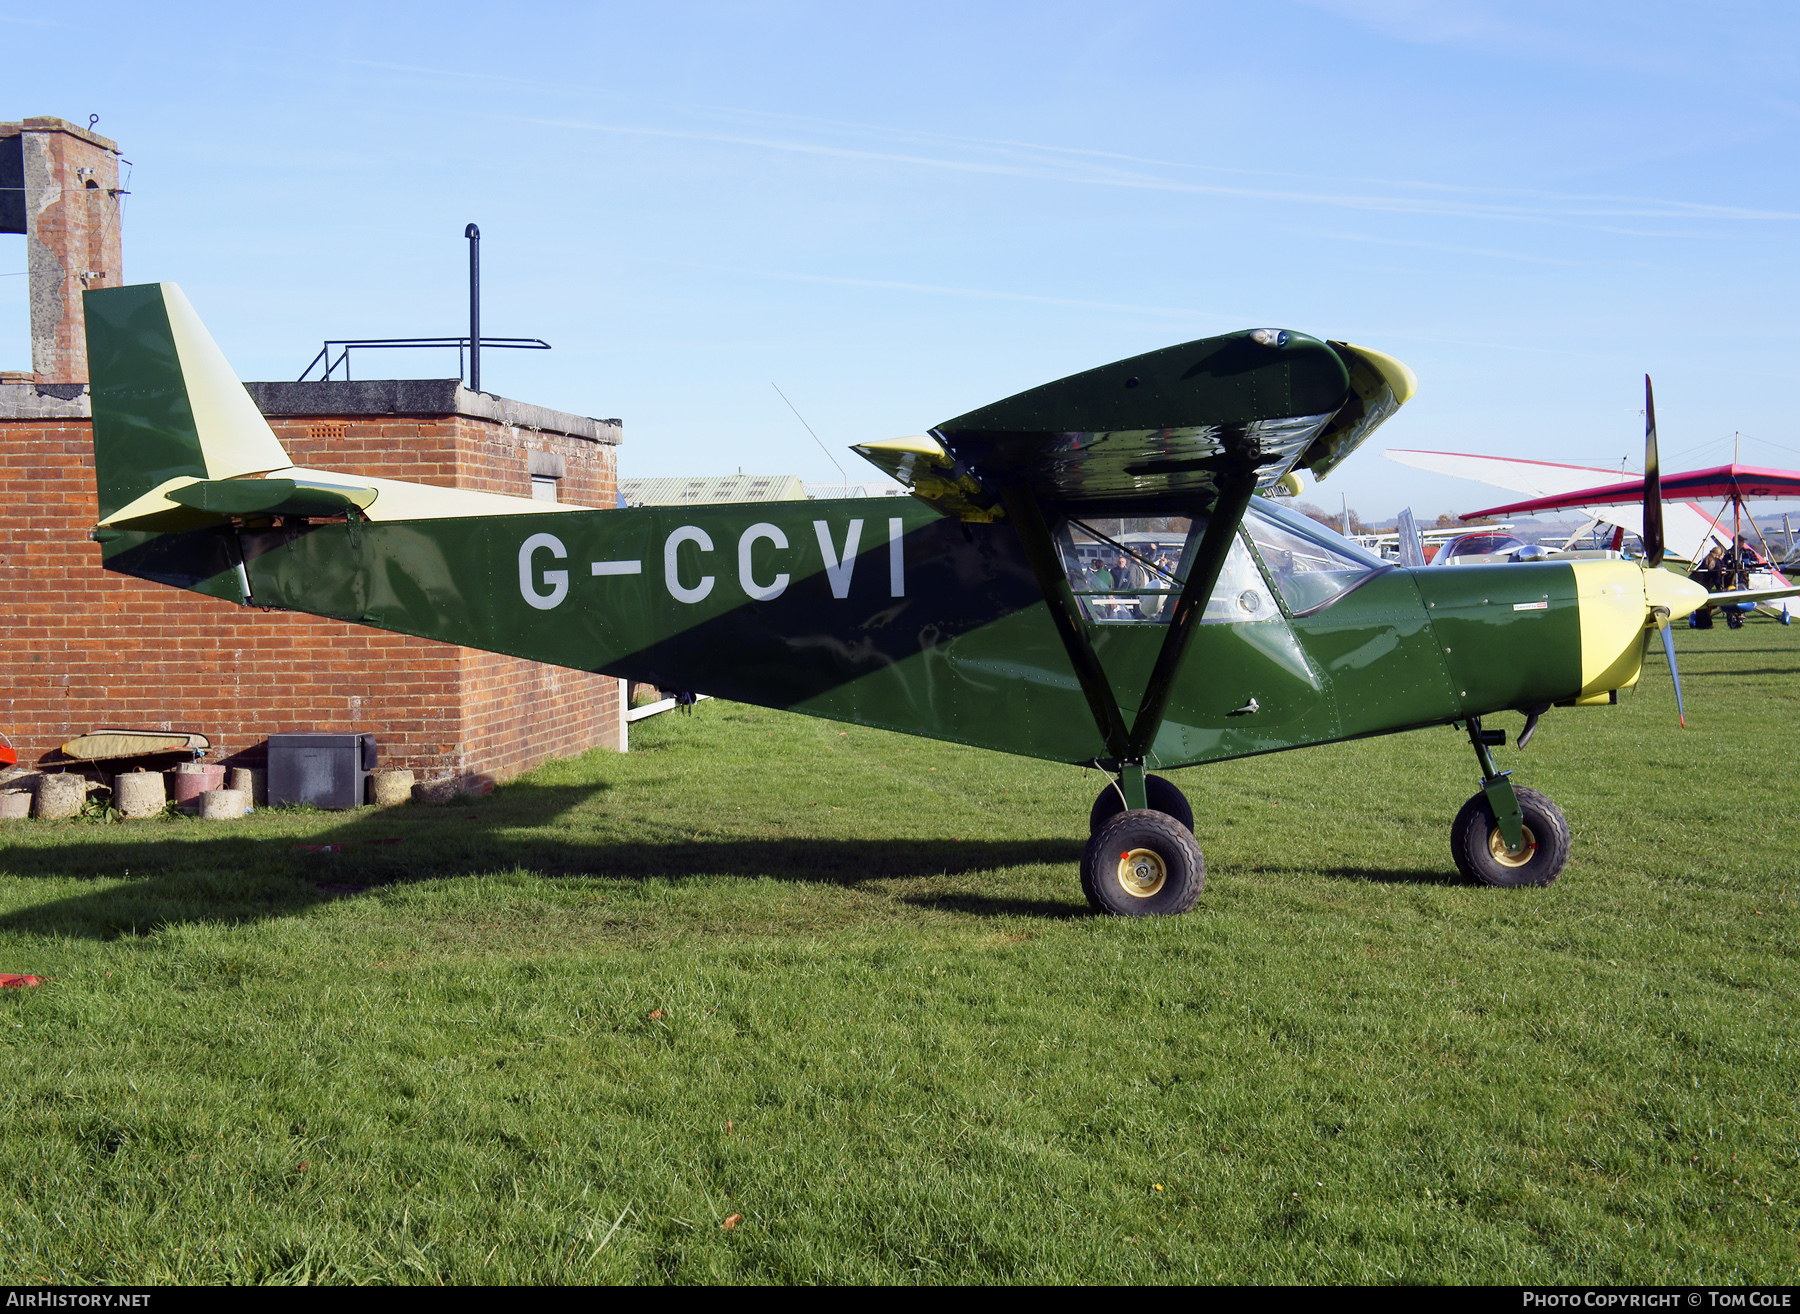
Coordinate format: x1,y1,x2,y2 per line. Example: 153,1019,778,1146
1001,474,1258,807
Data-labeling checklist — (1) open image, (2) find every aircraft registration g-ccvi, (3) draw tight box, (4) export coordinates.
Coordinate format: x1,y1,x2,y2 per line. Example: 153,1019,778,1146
82,283,1711,915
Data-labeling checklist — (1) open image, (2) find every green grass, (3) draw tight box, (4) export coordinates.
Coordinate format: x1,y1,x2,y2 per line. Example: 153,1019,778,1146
0,623,1796,1284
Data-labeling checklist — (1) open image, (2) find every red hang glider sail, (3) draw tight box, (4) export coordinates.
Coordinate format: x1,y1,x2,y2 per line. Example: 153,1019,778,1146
1462,464,1800,521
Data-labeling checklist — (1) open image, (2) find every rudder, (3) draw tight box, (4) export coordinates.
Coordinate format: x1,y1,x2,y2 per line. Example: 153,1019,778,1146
83,283,291,521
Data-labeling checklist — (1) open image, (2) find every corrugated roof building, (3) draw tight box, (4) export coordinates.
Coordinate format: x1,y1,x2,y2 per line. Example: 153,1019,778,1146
802,481,907,499
621,474,806,506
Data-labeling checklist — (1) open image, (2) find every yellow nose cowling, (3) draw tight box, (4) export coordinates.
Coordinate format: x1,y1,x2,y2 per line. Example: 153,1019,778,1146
1568,561,1708,701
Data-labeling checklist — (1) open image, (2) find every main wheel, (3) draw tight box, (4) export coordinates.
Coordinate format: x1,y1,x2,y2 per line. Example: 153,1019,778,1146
1089,773,1194,833
1081,809,1205,916
1450,786,1570,888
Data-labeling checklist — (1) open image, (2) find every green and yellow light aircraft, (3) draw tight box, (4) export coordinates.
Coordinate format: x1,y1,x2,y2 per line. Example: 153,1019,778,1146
82,283,1709,914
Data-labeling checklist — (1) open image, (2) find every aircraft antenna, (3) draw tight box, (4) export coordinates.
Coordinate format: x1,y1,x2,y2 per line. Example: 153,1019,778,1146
771,383,849,485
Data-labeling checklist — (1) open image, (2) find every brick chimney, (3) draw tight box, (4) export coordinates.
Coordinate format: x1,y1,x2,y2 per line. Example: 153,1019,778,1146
0,117,124,385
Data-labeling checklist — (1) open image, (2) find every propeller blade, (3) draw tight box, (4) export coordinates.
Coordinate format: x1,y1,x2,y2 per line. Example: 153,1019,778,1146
1661,621,1686,728
1644,374,1664,568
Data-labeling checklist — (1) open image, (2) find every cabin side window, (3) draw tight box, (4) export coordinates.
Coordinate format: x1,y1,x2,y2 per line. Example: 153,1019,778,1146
1241,497,1389,616
1051,515,1279,626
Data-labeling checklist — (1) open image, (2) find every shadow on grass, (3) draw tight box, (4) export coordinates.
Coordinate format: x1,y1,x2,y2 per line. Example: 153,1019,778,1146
900,892,1084,919
0,781,1089,938
1321,865,1464,886
1685,667,1800,678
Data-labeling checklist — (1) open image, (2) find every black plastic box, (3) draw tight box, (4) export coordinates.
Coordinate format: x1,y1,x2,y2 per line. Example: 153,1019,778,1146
267,732,377,809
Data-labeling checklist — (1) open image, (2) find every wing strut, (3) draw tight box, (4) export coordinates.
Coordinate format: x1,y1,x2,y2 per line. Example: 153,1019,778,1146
1001,472,1259,799
1125,472,1258,759
1001,486,1132,761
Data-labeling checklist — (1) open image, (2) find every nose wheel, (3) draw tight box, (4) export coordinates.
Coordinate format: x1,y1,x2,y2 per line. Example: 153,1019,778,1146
1451,786,1570,887
1451,715,1571,887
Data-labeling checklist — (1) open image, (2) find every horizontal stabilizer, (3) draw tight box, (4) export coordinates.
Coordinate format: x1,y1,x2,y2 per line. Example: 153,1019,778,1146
170,477,379,518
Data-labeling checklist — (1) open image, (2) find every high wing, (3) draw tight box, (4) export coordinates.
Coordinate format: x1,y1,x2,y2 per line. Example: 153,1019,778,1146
1458,463,1800,565
858,332,1416,522
1386,448,1729,562
849,330,1418,778
1709,584,1800,607
1387,449,1633,498
1462,464,1800,515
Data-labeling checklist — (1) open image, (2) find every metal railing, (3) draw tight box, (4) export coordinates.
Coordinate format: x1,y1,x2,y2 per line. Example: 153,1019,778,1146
297,336,551,384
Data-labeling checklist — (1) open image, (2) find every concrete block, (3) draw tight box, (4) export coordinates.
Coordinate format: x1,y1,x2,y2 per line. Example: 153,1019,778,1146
113,770,165,819
0,792,31,820
199,788,248,820
227,767,266,807
0,768,42,794
33,773,84,819
410,776,463,805
370,769,415,807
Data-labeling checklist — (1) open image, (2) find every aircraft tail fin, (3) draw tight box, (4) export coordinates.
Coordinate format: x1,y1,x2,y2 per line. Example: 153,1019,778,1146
82,283,293,522
1395,506,1427,568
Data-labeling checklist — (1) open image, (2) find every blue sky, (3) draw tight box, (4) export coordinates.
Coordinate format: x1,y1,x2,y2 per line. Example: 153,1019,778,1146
6,1,1799,519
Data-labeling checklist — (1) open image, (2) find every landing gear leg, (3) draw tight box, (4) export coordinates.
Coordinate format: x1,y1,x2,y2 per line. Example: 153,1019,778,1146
1088,767,1194,833
1449,716,1571,887
1000,481,1249,918
1118,760,1148,812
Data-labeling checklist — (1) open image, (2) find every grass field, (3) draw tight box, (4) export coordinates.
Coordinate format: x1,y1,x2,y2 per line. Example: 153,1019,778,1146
1,623,1796,1284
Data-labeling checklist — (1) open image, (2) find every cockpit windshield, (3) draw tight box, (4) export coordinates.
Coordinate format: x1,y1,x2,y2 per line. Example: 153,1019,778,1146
1047,496,1389,625
1051,515,1280,626
1241,497,1390,615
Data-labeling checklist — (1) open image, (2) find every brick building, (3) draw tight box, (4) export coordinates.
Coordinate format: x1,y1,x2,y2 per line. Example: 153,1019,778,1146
1,117,627,789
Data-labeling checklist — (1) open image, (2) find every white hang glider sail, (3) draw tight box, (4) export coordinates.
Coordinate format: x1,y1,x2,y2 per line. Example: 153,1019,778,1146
1386,449,1731,562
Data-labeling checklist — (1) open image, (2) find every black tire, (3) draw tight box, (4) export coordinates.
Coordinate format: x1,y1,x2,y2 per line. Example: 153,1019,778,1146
1089,773,1194,833
1450,786,1570,888
1081,809,1205,916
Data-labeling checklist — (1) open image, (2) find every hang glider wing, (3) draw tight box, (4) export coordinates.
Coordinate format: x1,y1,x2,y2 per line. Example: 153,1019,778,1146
1386,449,1639,498
1462,465,1800,518
856,331,1415,520
1386,449,1749,562
1538,501,1729,563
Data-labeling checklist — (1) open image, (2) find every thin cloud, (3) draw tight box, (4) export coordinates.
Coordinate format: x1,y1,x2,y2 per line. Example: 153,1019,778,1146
1286,227,1600,266
516,112,1800,226
661,258,1245,324
347,56,1800,227
1291,0,1718,79
714,103,1796,221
